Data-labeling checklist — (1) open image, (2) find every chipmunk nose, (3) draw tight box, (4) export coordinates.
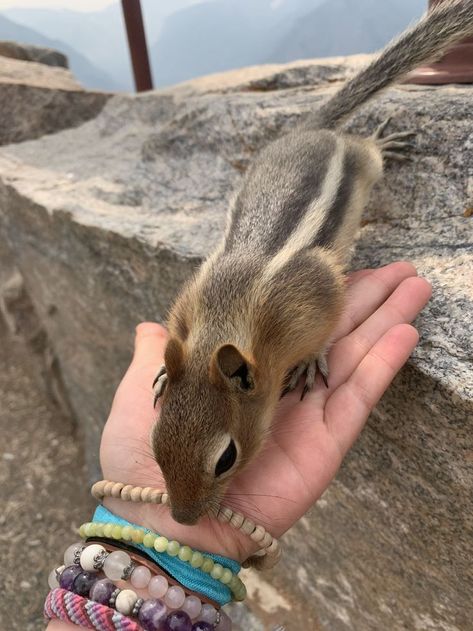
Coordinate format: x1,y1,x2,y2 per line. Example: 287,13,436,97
170,503,203,526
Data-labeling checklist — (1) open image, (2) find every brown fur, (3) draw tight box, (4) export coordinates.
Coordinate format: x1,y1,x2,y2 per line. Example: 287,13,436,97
151,0,473,527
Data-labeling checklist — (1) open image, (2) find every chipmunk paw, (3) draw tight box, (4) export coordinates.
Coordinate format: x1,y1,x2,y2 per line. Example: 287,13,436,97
373,117,416,162
281,352,329,400
152,364,167,407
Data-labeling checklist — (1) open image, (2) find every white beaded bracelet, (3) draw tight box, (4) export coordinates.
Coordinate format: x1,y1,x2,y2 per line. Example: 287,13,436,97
92,480,281,569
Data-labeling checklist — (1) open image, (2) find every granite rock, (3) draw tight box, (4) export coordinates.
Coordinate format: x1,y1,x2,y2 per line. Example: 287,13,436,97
0,40,68,68
0,56,471,630
0,321,94,631
0,55,110,145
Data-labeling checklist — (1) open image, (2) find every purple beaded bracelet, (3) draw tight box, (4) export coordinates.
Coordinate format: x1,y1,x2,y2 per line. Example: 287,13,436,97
50,563,231,631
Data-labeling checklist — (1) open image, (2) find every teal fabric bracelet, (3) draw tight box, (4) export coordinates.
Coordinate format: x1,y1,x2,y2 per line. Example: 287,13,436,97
92,505,240,606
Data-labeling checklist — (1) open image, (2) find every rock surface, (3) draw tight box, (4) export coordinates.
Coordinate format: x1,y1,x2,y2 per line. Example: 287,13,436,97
0,317,94,631
0,56,471,630
0,40,68,68
0,55,110,145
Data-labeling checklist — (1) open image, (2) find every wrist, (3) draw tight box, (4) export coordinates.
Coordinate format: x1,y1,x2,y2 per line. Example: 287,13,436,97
102,496,257,565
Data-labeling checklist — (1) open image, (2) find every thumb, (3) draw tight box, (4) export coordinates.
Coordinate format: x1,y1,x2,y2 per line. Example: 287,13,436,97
132,322,168,367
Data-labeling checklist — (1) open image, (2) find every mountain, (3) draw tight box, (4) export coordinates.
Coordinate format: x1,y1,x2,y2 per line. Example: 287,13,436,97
5,0,212,92
271,0,426,62
0,13,118,91
150,0,326,87
4,0,428,91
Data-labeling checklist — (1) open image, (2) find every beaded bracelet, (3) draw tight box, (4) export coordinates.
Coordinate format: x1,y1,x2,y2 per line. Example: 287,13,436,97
93,505,238,606
92,480,281,569
45,587,141,631
55,540,223,621
79,520,246,602
90,539,220,608
48,561,231,630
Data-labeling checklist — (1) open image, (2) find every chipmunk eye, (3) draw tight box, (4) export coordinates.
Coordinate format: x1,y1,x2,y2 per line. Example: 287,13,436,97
215,439,237,477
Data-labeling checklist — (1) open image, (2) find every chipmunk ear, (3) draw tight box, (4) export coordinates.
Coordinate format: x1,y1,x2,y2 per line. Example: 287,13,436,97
211,344,255,391
164,337,185,380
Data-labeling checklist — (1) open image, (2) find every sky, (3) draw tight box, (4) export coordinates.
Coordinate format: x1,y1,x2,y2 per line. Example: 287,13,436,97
0,0,115,10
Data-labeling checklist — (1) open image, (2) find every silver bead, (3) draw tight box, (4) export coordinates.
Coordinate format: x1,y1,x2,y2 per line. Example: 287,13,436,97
132,598,144,617
122,560,136,581
73,545,86,565
93,548,108,570
55,565,65,581
109,588,120,608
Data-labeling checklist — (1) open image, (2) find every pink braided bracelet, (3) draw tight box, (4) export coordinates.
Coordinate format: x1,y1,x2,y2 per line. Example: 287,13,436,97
44,587,142,631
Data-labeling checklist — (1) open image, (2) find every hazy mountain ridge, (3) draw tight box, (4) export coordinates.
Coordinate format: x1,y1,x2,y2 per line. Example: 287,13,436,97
0,13,118,90
2,0,427,90
272,0,426,61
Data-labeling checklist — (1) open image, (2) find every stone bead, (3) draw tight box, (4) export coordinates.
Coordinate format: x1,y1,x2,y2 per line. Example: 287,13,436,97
121,525,134,540
162,610,192,631
131,565,152,589
190,552,203,568
182,596,201,620
148,574,168,599
167,540,180,557
115,589,138,615
143,533,156,548
71,570,97,597
138,598,168,631
103,550,132,581
192,623,214,631
154,536,168,553
94,524,105,537
220,569,232,585
215,611,232,631
112,525,123,539
164,585,186,610
59,565,82,590
89,578,116,605
64,542,84,566
201,558,214,574
178,545,193,562
199,605,217,624
48,569,59,589
103,524,114,538
80,544,107,571
131,528,145,544
84,523,96,537
210,564,223,580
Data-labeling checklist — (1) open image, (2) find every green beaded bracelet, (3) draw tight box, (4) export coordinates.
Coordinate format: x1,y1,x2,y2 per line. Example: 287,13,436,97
79,521,247,601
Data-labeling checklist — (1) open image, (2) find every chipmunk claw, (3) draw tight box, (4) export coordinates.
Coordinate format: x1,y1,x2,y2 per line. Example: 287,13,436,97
373,118,416,162
316,354,329,388
282,352,330,399
152,365,167,407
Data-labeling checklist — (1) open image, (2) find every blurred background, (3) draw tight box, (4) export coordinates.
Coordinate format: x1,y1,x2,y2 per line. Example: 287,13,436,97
0,0,426,91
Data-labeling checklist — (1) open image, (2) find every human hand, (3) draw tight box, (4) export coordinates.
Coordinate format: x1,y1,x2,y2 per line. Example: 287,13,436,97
100,262,431,563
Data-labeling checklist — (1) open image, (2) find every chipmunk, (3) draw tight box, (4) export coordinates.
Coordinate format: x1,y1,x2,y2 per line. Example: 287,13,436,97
151,0,473,527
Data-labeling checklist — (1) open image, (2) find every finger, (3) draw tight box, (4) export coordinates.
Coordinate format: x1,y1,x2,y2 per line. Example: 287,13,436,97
325,324,419,456
326,276,431,390
333,261,418,340
346,268,375,285
132,322,168,367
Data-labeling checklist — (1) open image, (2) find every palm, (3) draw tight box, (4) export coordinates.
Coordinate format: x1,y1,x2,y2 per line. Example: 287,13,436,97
100,262,431,561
